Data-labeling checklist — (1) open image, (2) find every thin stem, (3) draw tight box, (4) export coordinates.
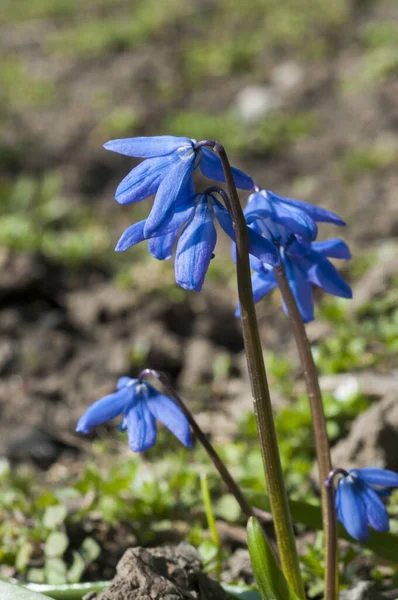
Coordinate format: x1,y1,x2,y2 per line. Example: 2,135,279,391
139,369,256,520
274,265,338,600
208,143,305,600
139,369,278,558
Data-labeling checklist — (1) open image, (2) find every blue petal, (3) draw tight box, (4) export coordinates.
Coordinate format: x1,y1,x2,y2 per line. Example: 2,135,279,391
231,241,263,272
199,147,253,190
114,155,177,205
153,190,196,236
248,192,318,242
236,271,277,317
145,384,192,447
104,136,193,158
213,199,280,266
266,190,345,226
175,197,217,291
125,397,157,452
144,154,196,236
252,271,277,302
361,486,390,533
117,377,134,390
337,477,369,541
115,220,146,252
148,230,178,260
283,253,314,323
355,468,398,488
76,388,131,433
312,239,351,260
301,251,352,299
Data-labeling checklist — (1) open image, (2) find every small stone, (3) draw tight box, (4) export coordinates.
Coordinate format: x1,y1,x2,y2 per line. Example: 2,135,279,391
234,85,280,123
272,61,304,92
339,581,383,600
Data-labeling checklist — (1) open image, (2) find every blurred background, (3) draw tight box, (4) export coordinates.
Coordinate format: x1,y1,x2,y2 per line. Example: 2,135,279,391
0,0,397,590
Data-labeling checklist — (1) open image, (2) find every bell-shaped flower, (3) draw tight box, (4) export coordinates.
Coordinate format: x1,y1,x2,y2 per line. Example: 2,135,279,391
104,135,253,236
335,468,398,541
236,237,352,322
116,192,280,292
76,377,192,452
248,189,345,233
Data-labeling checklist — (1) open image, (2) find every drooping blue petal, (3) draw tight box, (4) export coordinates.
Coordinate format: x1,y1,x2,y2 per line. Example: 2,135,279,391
115,220,147,252
213,199,280,267
125,397,157,452
301,251,352,299
337,477,369,541
145,384,192,447
104,136,193,158
312,239,351,260
361,486,390,533
283,252,314,323
175,197,217,291
247,192,318,242
117,377,134,390
355,468,398,488
114,155,176,204
199,147,253,190
144,154,196,236
235,271,277,317
148,230,179,260
76,388,131,433
231,241,264,273
266,190,345,226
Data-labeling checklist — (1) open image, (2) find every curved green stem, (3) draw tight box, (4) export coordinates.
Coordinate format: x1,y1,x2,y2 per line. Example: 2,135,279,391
274,265,337,600
209,143,305,600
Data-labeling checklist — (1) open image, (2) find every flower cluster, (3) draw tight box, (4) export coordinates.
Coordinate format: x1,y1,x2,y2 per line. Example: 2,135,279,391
235,189,352,322
76,377,192,452
104,135,279,291
335,468,398,541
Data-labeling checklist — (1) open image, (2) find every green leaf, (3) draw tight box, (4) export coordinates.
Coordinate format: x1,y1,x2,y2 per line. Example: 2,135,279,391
0,581,49,600
67,552,86,584
80,537,101,562
45,532,69,558
247,517,300,600
222,583,262,599
45,558,67,585
246,491,398,563
16,542,32,572
43,505,68,529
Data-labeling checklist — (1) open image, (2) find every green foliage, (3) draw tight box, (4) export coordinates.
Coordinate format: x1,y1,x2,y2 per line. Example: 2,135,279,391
247,517,300,600
0,174,110,267
0,582,49,600
45,0,191,58
339,144,397,179
0,57,56,114
164,110,315,156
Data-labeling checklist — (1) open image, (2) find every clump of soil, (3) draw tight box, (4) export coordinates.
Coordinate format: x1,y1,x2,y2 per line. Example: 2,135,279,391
85,543,229,600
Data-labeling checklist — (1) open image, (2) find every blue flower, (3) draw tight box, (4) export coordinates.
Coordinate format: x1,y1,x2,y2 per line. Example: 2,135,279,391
236,237,352,322
76,377,192,452
335,468,398,541
244,189,346,246
116,192,280,292
104,135,253,236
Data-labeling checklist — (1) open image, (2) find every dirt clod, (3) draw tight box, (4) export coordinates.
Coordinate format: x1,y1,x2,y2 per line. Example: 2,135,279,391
87,543,229,600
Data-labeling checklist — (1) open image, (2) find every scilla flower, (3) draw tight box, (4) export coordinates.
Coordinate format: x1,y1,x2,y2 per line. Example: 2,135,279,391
104,136,253,236
76,377,192,452
116,192,280,292
247,189,345,237
335,468,398,541
235,237,352,322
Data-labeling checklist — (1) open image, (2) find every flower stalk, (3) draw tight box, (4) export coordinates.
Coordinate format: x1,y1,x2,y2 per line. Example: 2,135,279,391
274,264,337,600
197,142,305,600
